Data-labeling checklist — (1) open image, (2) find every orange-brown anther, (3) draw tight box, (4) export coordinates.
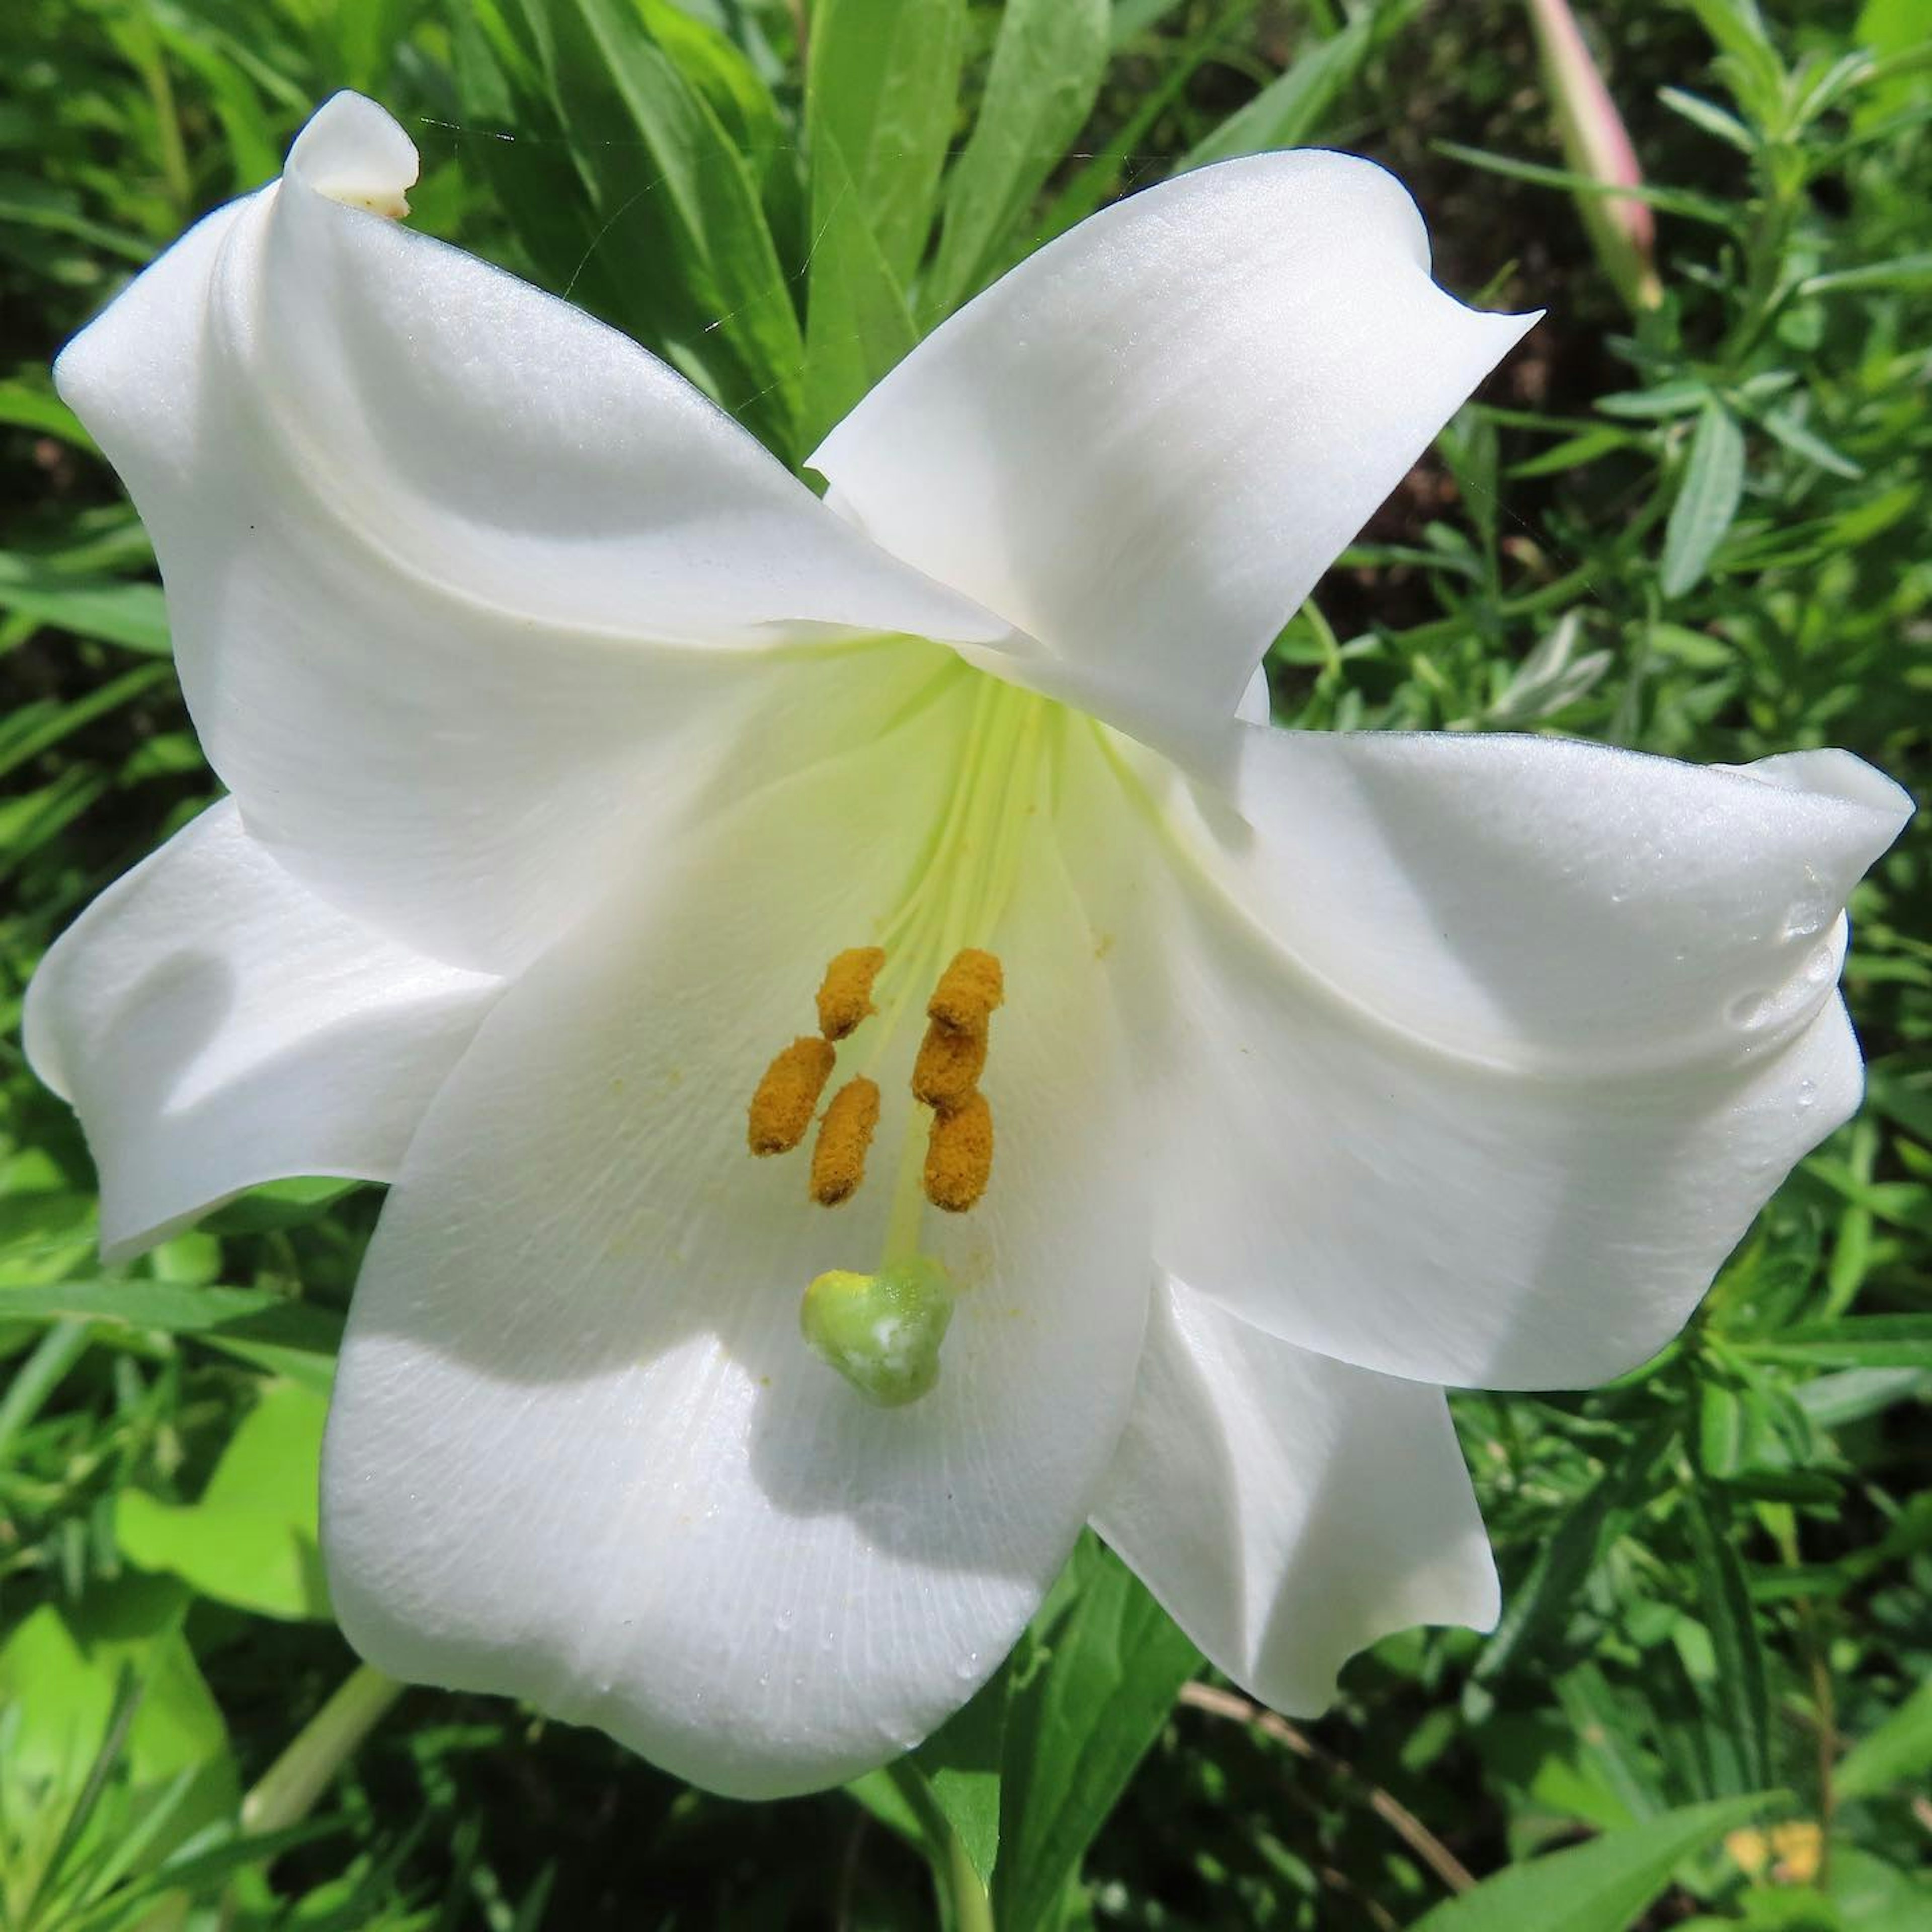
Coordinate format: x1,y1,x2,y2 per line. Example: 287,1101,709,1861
924,1091,993,1213
810,1076,881,1205
747,1036,836,1155
911,1019,987,1110
927,948,1004,1037
815,947,886,1040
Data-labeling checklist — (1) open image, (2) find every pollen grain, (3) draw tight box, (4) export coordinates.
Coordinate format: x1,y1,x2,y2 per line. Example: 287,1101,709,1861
810,1077,881,1205
911,1020,987,1110
747,1036,836,1155
924,1091,994,1213
816,946,886,1040
927,948,1004,1038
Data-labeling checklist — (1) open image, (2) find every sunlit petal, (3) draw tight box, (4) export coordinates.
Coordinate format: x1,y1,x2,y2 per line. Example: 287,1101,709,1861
1094,1275,1496,1714
1098,725,1909,1387
323,669,1151,1796
812,151,1534,736
25,800,500,1261
54,93,1013,972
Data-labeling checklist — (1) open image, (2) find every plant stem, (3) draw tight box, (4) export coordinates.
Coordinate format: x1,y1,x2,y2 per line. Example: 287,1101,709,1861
942,1824,995,1932
886,1759,996,1932
240,1664,405,1834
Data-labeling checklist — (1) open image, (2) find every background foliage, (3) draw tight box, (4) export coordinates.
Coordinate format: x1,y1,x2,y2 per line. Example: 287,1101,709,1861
1,0,1928,1926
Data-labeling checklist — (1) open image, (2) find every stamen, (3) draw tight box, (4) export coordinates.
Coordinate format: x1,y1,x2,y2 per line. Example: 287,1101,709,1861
747,1036,835,1155
924,1091,994,1213
810,1077,881,1205
910,1020,987,1110
816,947,886,1040
927,948,1004,1037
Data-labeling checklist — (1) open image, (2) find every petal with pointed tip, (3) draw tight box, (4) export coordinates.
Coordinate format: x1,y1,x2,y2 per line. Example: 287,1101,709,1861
26,799,500,1261
1096,725,1910,1387
812,150,1535,734
1093,1275,1496,1714
54,92,1012,973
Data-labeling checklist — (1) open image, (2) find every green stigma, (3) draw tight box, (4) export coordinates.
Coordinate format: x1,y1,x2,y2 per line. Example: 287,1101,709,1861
801,1257,955,1407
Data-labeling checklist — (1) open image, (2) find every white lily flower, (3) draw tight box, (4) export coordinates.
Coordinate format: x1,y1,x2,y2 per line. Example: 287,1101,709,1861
28,93,1908,1799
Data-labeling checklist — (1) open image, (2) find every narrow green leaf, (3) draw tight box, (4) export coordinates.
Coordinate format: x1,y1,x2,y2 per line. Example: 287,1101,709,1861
1743,1316,1932,1371
807,0,965,287
927,0,1109,316
0,378,97,450
458,0,803,455
0,665,171,785
1179,14,1372,170
1758,406,1862,478
1657,85,1758,153
1800,249,1932,296
0,1278,343,1354
1432,141,1736,224
1661,401,1746,597
1837,1679,1932,1800
0,556,170,654
1408,1794,1774,1932
1681,1484,1770,1793
560,0,806,444
1477,1419,1676,1682
802,128,918,451
993,1539,1200,1932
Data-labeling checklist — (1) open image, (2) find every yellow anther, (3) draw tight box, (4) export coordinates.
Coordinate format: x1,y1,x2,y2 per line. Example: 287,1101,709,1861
927,948,1004,1038
747,1036,835,1156
924,1091,993,1213
911,1019,987,1111
816,946,886,1041
810,1077,881,1206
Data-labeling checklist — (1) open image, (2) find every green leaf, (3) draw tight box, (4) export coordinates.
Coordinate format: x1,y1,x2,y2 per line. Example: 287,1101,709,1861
558,0,806,442
1836,1678,1932,1800
1477,1419,1676,1682
1681,1484,1770,1792
927,0,1109,316
1431,141,1734,225
1801,251,1932,296
0,1277,343,1353
1661,402,1746,597
0,1578,238,1877
1408,1794,1775,1932
807,0,965,287
459,0,804,457
1657,85,1759,153
913,1664,1009,1887
1743,1317,1932,1371
992,1538,1200,1932
1758,406,1862,478
0,552,169,655
801,127,919,452
1179,14,1373,170
0,377,97,450
116,1379,333,1620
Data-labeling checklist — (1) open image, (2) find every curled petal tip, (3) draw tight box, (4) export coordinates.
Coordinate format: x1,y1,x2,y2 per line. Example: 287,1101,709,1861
287,90,419,216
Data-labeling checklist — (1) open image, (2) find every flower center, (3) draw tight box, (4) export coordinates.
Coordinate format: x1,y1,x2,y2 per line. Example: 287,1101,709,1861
740,670,1058,1404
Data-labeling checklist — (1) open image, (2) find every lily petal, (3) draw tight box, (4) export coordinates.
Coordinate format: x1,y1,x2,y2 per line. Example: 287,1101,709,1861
1093,1275,1496,1715
1102,726,1910,1388
321,667,1151,1797
55,92,1012,973
24,800,500,1262
811,151,1534,735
